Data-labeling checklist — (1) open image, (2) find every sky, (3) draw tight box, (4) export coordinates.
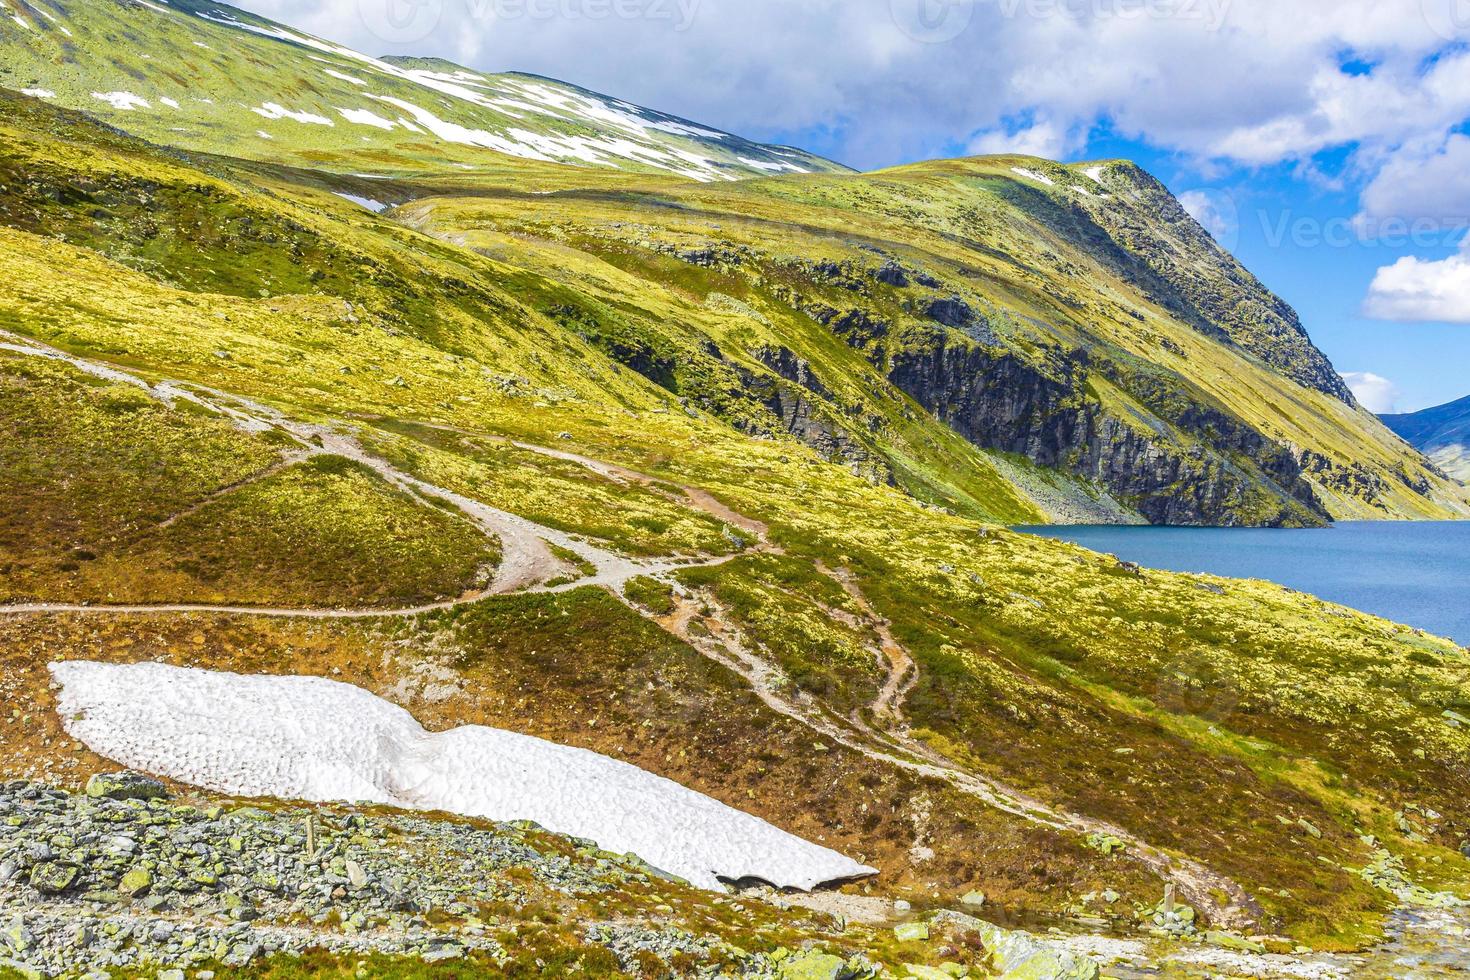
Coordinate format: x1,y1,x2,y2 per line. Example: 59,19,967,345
235,0,1470,414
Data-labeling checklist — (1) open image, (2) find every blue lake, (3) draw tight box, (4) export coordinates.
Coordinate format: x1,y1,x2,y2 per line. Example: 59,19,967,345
1017,522,1470,645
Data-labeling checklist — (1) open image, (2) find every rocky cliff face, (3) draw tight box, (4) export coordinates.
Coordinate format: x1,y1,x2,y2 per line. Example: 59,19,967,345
885,328,1326,526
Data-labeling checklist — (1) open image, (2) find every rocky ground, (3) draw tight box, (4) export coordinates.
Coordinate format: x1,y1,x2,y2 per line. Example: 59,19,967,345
0,773,843,978
5,772,1470,978
0,772,1114,980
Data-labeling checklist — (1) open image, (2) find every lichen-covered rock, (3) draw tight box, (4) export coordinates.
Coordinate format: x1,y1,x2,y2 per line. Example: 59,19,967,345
904,964,960,980
777,950,848,980
84,772,168,802
118,868,152,897
894,921,930,942
28,863,79,895
1203,931,1267,953
959,890,987,908
999,950,1099,980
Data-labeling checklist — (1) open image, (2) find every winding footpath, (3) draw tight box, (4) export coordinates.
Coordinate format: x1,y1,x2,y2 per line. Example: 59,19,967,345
0,328,1256,929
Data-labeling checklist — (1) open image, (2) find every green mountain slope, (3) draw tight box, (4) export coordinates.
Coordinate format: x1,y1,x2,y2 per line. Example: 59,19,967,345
0,0,844,180
1384,395,1470,482
3,0,1464,526
2,88,1470,969
397,153,1470,525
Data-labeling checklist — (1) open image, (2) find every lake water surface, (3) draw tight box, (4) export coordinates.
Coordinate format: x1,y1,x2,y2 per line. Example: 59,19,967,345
1017,521,1470,645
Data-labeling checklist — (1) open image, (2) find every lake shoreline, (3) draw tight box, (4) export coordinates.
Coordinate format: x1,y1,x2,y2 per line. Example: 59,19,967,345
1016,521,1470,645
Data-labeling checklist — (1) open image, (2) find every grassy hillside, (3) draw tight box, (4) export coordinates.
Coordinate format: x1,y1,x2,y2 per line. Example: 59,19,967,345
398,152,1470,525
3,0,1463,526
0,86,1468,971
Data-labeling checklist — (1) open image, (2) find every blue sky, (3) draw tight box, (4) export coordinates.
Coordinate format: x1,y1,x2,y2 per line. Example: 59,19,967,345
240,0,1470,414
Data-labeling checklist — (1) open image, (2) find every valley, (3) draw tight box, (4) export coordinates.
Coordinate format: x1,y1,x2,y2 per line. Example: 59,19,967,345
1,1,1469,977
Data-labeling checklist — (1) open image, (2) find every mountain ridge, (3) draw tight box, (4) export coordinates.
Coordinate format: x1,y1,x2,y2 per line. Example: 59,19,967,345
0,0,847,181
1383,394,1470,482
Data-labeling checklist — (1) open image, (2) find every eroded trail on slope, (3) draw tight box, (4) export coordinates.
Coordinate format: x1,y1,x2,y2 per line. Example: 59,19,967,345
0,329,738,612
0,329,1257,927
657,580,1261,930
815,562,917,726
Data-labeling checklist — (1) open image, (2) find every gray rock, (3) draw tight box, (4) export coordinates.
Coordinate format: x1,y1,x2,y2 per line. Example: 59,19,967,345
85,773,169,803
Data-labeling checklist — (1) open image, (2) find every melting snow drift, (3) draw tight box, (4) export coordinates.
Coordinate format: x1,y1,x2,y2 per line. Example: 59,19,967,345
50,661,876,892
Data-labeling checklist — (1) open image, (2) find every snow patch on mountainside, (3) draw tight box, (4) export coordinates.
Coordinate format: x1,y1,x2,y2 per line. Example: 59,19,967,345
252,102,333,126
20,88,54,98
91,91,150,110
333,192,389,213
50,661,876,893
323,68,366,86
1011,166,1055,186
180,8,823,181
338,107,399,131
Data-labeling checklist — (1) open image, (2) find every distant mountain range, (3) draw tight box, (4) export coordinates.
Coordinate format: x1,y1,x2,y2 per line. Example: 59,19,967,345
1383,395,1470,482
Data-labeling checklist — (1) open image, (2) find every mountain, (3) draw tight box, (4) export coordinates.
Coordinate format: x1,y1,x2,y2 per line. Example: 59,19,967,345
3,0,1465,527
1384,395,1470,482
0,0,845,181
3,4,1470,974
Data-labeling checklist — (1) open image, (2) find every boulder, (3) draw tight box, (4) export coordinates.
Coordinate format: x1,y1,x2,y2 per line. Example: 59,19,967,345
85,772,168,802
999,950,1099,980
904,966,960,980
894,921,930,942
28,863,80,895
1203,931,1267,954
118,868,153,897
959,890,987,908
1,918,34,954
778,951,848,980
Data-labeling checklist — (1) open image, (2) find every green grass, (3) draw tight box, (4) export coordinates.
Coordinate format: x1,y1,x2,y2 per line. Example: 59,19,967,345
0,353,496,607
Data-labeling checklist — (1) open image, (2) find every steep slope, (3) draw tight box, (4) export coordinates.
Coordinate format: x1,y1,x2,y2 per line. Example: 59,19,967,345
0,0,843,180
2,89,1470,965
399,153,1469,525
1384,395,1470,482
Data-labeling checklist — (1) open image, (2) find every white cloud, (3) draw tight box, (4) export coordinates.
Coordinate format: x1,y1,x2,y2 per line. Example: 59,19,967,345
1363,242,1470,323
968,119,1073,159
230,0,1470,172
1357,133,1470,232
1340,371,1402,413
